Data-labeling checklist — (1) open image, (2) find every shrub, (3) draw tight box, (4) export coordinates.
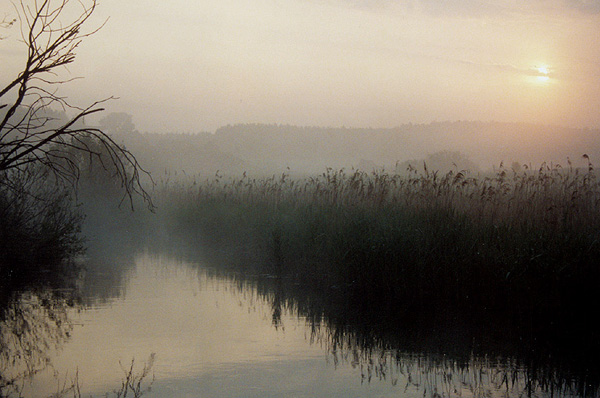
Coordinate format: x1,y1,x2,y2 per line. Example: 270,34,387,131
0,166,84,283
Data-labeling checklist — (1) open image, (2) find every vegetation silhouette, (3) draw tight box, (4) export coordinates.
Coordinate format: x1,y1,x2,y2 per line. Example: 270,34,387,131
0,0,152,282
1,2,154,396
3,1,600,396
152,160,600,396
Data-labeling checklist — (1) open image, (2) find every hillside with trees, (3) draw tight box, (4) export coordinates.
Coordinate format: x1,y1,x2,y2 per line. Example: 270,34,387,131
103,117,600,178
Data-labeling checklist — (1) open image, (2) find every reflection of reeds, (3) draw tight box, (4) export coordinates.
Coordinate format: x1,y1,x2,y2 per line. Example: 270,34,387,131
0,283,154,398
0,290,74,394
346,352,592,398
200,263,600,398
311,320,599,397
46,354,155,398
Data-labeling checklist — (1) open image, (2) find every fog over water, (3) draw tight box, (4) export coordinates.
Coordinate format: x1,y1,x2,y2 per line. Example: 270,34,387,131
2,0,600,136
4,1,600,397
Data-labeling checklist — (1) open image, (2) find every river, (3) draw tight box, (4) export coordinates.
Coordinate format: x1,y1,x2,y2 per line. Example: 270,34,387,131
1,239,596,397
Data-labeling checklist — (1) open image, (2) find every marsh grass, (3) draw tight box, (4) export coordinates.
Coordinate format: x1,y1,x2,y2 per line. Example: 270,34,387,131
156,158,600,328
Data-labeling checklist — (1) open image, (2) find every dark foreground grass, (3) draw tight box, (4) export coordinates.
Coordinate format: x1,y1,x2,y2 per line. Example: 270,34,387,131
157,161,600,330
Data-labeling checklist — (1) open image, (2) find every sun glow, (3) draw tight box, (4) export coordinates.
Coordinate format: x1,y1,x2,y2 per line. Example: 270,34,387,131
535,65,550,83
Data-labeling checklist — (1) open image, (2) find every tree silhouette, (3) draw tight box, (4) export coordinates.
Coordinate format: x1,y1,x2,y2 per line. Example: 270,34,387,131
0,0,152,209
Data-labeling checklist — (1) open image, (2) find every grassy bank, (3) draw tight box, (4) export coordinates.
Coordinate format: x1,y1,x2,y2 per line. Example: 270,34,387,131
156,160,600,327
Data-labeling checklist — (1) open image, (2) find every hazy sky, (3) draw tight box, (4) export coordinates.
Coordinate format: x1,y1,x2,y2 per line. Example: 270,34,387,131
2,0,600,133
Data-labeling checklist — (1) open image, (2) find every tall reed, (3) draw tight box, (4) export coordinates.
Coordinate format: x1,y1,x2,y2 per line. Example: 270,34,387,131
155,159,600,326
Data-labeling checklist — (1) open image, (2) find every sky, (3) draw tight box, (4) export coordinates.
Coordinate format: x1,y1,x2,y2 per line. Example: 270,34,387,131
1,0,600,133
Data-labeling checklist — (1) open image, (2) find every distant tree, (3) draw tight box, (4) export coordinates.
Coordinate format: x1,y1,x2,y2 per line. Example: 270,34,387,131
0,0,151,209
99,112,138,137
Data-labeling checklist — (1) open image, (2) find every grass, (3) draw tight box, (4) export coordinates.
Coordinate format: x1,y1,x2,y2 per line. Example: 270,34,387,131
155,158,600,328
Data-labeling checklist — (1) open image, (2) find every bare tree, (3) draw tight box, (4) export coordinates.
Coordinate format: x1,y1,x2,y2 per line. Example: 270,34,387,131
0,0,152,209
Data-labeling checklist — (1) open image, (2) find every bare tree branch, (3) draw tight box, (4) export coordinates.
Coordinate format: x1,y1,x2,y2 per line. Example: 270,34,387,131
0,14,16,40
0,0,153,210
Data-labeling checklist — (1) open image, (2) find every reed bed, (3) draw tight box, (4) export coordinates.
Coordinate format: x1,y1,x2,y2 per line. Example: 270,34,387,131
155,158,600,327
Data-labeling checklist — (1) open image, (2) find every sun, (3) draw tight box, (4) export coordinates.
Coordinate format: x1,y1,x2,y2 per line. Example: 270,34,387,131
535,65,550,83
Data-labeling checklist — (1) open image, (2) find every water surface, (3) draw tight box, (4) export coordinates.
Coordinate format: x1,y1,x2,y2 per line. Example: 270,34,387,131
2,245,596,397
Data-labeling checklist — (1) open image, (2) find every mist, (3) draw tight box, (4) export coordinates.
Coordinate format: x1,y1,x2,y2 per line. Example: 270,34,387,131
4,1,600,396
101,115,600,179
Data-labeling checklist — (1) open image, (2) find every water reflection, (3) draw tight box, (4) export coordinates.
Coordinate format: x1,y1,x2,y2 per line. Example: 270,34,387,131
248,272,600,397
0,233,143,397
143,243,600,397
170,239,599,398
2,243,599,397
0,289,78,397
